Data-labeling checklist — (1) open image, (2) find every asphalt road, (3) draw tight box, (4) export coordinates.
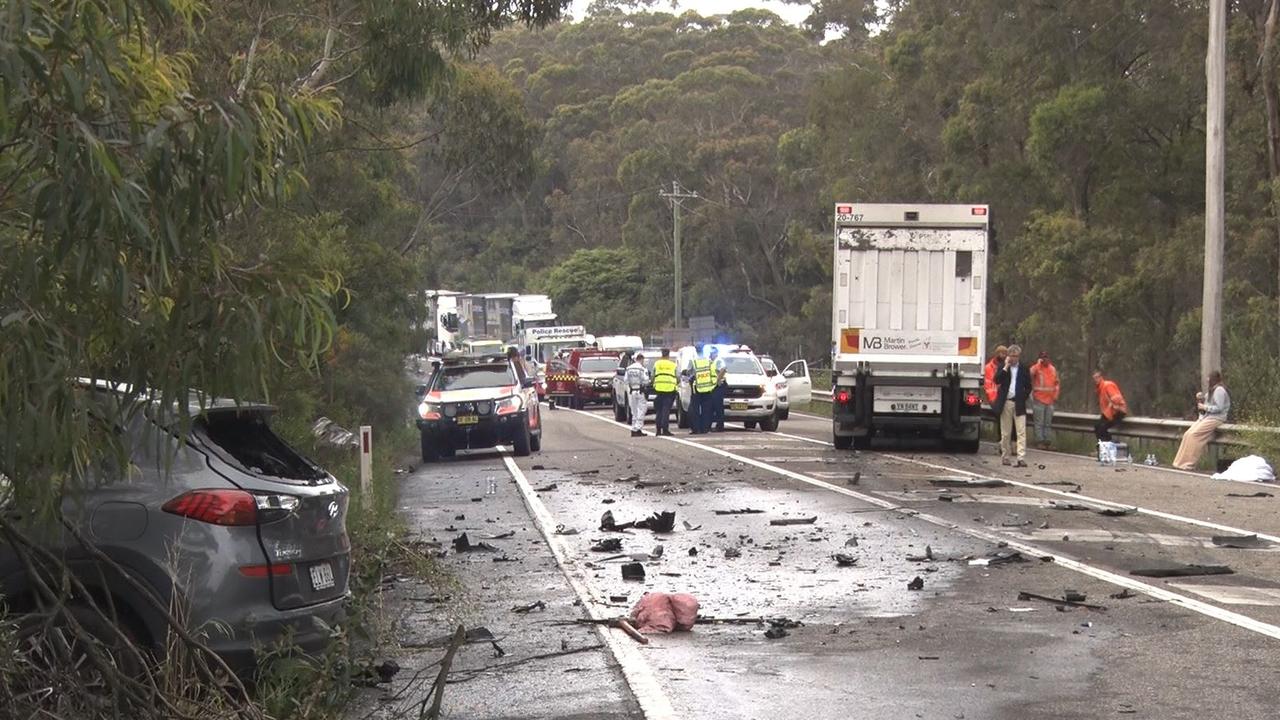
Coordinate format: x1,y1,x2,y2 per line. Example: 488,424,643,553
365,403,1280,719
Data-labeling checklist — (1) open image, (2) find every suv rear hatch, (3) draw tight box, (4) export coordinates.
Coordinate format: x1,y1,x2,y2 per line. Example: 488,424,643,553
192,407,350,611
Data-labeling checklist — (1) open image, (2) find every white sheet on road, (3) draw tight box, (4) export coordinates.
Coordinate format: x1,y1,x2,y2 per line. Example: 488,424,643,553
1212,455,1276,483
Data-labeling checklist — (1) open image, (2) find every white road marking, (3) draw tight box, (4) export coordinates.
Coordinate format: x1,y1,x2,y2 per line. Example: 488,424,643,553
500,453,678,720
565,408,1280,641
1169,584,1280,606
1014,528,1275,550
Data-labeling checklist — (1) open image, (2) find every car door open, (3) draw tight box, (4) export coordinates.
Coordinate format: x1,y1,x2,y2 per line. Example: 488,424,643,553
783,360,812,405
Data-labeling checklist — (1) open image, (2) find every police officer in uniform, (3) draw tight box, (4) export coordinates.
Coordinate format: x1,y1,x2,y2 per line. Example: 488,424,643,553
690,353,716,435
651,349,678,437
624,353,650,437
708,346,727,432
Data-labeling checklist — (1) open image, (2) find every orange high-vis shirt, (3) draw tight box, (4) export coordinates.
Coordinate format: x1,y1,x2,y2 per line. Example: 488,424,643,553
983,358,999,403
1097,379,1128,420
1030,362,1060,405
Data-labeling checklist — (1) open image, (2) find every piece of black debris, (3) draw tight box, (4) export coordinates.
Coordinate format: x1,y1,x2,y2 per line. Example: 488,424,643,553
621,562,646,581
600,510,635,532
1212,534,1276,549
849,472,861,486
471,497,483,503
1050,501,1092,511
1097,506,1138,517
918,656,940,660
987,549,1027,565
834,553,858,567
602,498,616,504
511,600,547,613
635,511,677,533
764,626,789,639
907,545,935,562
683,520,703,531
531,464,545,470
535,483,558,492
770,516,818,526
907,576,925,591
1130,564,1234,578
454,514,466,520
929,477,1007,488
486,531,515,540
724,547,742,559
715,508,765,515
938,493,959,502
1109,589,1138,600
452,533,497,553
770,618,802,629
689,547,699,556
492,556,517,563
609,595,628,603
571,469,601,476
1226,491,1274,498
1063,590,1087,602
1017,591,1106,610
591,538,624,553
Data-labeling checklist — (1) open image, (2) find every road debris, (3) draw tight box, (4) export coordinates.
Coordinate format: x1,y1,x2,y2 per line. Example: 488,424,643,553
844,537,859,547
555,524,580,535
907,545,934,562
511,600,547,613
630,592,699,633
769,516,817,526
764,625,789,639
968,549,1027,566
929,477,1007,488
849,472,861,486
600,510,632,531
534,483,558,492
683,520,702,531
688,547,699,556
834,553,858,567
590,538,623,553
1226,491,1274,498
618,473,641,483
570,469,601,476
485,531,515,540
634,511,677,533
1017,591,1106,611
1130,564,1234,578
1211,534,1275,549
621,562,646,581
1097,506,1138,517
715,508,764,515
452,533,498,553
1109,589,1138,600
724,547,742,559
907,576,925,591
1063,590,1087,602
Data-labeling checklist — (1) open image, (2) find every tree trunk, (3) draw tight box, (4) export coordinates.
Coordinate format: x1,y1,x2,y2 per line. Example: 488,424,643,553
1260,0,1280,335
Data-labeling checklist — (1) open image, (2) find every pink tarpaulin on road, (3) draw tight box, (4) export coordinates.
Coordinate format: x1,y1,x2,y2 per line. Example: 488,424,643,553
630,592,700,633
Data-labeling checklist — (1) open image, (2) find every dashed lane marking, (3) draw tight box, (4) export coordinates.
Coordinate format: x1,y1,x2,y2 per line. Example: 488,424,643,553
500,453,678,720
564,408,1280,642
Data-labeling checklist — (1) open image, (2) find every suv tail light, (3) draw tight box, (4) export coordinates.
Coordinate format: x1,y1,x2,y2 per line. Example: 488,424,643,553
964,390,981,407
836,389,852,404
163,489,299,526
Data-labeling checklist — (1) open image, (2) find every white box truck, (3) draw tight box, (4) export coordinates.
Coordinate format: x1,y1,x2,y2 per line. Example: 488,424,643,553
830,203,990,452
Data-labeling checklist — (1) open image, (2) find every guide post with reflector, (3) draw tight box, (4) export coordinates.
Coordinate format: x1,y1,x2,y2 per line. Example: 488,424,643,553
359,425,373,500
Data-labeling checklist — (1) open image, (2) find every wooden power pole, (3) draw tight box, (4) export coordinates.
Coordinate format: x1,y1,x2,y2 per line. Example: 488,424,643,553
1203,0,1226,387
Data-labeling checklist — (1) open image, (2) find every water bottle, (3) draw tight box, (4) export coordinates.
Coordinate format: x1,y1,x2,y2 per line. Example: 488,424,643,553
1145,454,1158,467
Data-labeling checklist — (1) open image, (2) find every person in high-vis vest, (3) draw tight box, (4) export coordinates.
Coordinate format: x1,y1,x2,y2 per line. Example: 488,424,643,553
983,345,1008,404
708,346,728,432
624,353,650,436
690,355,717,435
1029,351,1060,449
651,349,679,437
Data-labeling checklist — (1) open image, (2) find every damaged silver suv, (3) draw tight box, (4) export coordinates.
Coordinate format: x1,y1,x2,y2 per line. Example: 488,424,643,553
0,381,351,675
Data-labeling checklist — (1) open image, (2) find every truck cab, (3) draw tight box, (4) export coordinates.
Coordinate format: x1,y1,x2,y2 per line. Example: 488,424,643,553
830,203,988,452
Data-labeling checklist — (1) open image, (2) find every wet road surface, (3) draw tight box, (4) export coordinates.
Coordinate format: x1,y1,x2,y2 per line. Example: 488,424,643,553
362,403,1280,719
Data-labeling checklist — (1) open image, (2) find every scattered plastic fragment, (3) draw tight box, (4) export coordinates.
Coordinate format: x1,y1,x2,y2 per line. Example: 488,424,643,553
1130,564,1233,578
621,562,646,581
834,553,858,567
907,576,925,591
1211,534,1275,549
452,533,497,553
769,516,817,526
591,538,623,553
714,508,764,515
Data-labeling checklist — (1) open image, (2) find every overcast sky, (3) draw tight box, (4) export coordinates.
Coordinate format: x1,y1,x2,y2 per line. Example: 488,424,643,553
568,0,811,26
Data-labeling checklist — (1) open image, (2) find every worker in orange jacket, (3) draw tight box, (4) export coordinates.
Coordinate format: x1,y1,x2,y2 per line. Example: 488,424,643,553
983,345,1008,403
1029,351,1060,449
1092,369,1129,441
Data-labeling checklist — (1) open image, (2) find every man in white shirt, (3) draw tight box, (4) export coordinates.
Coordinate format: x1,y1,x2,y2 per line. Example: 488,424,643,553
624,353,650,437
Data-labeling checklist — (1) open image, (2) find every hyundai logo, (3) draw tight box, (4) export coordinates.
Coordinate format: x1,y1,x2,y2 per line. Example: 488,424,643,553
328,501,339,519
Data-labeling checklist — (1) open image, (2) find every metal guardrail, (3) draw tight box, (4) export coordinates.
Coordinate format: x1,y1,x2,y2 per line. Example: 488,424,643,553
809,388,1273,448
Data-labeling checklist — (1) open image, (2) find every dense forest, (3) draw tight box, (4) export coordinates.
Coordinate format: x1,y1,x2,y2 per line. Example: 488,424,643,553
412,1,1280,420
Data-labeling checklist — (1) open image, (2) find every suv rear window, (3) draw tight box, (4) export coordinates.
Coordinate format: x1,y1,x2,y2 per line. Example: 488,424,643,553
433,365,516,391
197,411,326,482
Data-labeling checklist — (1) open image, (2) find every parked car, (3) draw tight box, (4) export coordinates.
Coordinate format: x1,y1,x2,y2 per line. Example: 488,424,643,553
675,345,780,431
610,350,672,424
544,349,620,409
0,380,351,676
415,353,542,459
759,355,813,420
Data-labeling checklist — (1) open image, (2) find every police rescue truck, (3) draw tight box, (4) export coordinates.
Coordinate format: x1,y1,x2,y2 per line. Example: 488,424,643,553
830,203,990,452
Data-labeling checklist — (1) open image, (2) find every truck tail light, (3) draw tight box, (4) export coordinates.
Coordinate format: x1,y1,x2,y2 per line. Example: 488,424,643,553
964,390,981,407
836,389,852,404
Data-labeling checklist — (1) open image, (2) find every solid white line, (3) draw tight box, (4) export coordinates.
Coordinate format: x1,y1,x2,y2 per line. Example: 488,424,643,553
765,429,1280,545
501,453,678,720
565,408,1280,641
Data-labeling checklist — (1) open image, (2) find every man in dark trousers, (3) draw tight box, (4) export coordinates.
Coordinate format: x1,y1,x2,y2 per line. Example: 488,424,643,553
994,344,1032,467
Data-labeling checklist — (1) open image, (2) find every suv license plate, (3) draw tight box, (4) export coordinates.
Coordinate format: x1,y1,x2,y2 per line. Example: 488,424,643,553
456,415,479,425
309,562,335,591
730,402,748,411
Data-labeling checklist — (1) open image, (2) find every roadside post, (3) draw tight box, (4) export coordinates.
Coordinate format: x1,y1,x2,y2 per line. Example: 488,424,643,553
360,425,373,501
